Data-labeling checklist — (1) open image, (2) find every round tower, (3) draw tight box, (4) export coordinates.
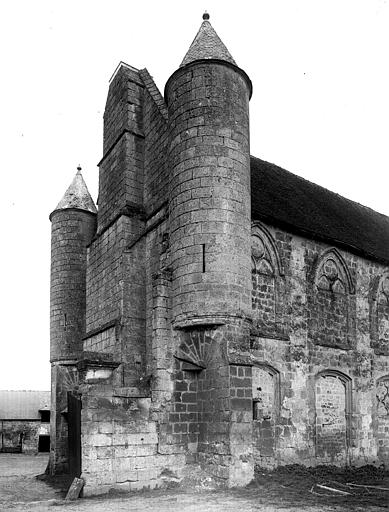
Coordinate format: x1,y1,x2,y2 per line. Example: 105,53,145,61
165,14,253,326
49,167,97,363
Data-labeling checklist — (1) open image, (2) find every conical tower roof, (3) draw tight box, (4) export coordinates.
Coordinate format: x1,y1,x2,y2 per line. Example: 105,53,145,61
180,13,236,67
53,167,97,215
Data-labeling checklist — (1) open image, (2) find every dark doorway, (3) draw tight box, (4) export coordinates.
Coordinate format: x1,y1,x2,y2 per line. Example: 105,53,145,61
38,435,50,452
67,392,81,478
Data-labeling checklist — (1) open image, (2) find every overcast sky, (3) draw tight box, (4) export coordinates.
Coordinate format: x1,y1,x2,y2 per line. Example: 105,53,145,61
1,0,388,390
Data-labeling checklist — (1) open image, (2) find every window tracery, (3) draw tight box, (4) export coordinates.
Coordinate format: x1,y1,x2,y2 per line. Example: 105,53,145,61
370,271,389,355
251,223,286,339
316,258,346,293
309,248,355,349
313,248,354,294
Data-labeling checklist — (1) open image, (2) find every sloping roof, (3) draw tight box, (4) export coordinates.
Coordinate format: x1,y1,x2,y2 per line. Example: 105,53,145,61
251,156,389,264
0,390,50,420
53,168,97,215
180,15,236,68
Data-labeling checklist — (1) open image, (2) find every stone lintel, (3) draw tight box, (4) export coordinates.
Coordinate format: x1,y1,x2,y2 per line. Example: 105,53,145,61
77,354,120,383
113,387,150,398
77,359,120,371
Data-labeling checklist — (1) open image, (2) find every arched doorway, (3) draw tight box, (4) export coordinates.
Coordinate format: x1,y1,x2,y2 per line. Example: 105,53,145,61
252,363,280,468
315,370,351,465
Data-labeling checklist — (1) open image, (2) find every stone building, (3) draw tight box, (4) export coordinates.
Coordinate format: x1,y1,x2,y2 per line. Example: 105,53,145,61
49,14,389,496
0,390,50,453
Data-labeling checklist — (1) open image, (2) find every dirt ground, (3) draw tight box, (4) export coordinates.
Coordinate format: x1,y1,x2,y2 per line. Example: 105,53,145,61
1,454,388,511
0,453,62,508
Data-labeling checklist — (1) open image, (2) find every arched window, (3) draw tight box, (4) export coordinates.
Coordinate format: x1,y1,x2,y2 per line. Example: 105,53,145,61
251,223,286,339
252,362,280,468
313,248,354,294
370,271,389,355
309,248,355,349
375,375,389,461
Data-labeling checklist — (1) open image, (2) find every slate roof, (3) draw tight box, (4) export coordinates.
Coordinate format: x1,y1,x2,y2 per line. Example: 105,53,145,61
180,15,236,67
251,156,389,264
0,390,50,420
53,168,97,215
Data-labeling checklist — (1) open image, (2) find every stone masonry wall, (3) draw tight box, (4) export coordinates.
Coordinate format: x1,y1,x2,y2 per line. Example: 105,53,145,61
85,215,145,383
50,210,97,362
98,133,145,234
85,63,149,387
165,62,252,325
141,69,169,215
252,364,279,468
80,383,185,496
249,221,389,468
145,216,174,399
315,373,348,463
86,219,126,335
98,66,145,233
0,420,49,454
170,320,253,486
376,376,389,460
50,208,96,475
79,69,188,495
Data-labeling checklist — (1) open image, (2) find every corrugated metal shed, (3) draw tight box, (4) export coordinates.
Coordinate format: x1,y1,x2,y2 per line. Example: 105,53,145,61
0,390,50,420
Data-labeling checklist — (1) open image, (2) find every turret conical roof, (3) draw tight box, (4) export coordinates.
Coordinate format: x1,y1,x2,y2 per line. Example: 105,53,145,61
53,167,97,215
180,13,236,67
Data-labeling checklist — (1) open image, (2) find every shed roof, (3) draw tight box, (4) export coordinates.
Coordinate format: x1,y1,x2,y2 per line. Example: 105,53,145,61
0,390,50,420
250,156,389,264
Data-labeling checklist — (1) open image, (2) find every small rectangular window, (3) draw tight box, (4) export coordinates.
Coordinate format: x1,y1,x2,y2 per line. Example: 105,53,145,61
40,410,50,423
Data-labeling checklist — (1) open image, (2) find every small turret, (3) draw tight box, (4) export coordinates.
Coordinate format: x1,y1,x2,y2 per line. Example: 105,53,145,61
165,14,254,486
165,13,252,326
50,167,97,363
49,167,97,474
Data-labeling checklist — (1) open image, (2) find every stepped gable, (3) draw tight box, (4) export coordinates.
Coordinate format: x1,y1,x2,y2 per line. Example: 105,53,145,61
251,156,389,264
